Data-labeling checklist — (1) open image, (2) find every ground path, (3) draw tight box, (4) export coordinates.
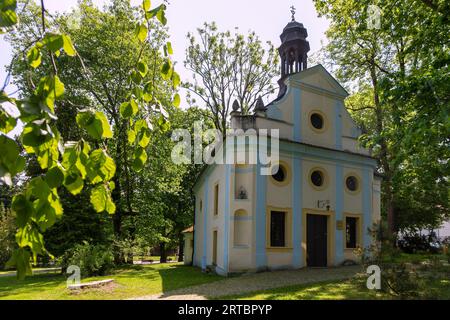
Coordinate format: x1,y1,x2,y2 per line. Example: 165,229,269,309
132,265,361,300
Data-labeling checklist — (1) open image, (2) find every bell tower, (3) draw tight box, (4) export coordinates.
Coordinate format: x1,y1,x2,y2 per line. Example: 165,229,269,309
277,6,310,97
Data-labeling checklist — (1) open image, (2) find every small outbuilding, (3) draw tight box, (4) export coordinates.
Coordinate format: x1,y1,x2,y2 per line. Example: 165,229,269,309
182,226,194,265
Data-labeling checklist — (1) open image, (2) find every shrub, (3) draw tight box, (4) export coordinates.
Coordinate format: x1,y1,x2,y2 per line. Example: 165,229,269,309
397,232,441,254
357,223,430,299
59,241,114,277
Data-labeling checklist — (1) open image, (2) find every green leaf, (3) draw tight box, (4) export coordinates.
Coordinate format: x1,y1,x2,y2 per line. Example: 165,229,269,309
135,23,148,42
62,34,76,56
43,33,64,53
0,108,17,133
166,41,173,55
171,71,181,88
160,59,172,80
128,128,136,144
64,172,84,195
132,147,147,172
45,165,64,189
86,149,116,184
26,46,41,68
137,61,148,77
146,4,167,25
6,248,32,280
173,93,180,108
34,75,65,113
90,184,116,214
143,0,151,11
138,127,151,148
0,0,18,28
120,99,138,119
11,194,33,228
76,110,113,139
0,135,25,185
130,70,142,84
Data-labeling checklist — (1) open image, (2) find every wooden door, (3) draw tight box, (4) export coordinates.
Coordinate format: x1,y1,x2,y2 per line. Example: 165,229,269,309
306,214,328,267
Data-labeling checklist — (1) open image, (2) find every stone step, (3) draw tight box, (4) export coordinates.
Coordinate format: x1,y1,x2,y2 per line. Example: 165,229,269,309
68,279,114,290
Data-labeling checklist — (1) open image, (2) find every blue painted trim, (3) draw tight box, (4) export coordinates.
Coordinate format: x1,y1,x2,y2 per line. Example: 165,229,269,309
255,160,267,269
201,177,209,270
335,100,343,150
362,168,372,248
214,265,227,276
292,157,302,268
223,164,231,273
293,87,301,142
279,140,377,169
335,164,344,265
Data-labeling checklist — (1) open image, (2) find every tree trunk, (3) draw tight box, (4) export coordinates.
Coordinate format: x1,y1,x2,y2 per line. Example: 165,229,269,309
178,234,184,262
370,65,395,237
159,242,167,263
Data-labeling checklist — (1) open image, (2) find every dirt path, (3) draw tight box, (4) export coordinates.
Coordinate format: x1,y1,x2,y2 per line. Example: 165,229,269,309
132,265,361,300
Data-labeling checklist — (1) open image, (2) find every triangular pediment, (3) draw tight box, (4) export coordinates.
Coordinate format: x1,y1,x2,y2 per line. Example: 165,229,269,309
288,64,349,98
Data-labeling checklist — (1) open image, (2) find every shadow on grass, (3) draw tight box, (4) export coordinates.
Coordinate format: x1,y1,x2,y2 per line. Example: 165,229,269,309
0,273,66,299
158,264,223,294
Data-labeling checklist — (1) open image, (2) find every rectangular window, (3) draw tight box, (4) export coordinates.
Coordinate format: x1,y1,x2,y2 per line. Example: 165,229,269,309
212,230,218,265
214,184,219,215
270,211,286,247
346,217,358,248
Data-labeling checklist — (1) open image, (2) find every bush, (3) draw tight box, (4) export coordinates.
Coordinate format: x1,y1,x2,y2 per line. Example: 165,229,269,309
397,232,441,254
357,223,431,299
59,242,114,277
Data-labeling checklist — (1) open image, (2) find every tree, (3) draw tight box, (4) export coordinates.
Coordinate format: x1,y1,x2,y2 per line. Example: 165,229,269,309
0,0,178,277
314,0,449,235
0,196,16,269
134,106,213,262
184,22,279,133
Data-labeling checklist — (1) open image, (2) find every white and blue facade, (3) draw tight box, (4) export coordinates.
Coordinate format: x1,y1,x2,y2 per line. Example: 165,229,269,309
191,64,381,275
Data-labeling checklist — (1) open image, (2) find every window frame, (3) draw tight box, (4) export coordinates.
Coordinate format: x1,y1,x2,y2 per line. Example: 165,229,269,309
344,173,361,195
308,110,328,133
213,183,219,216
344,214,362,250
266,206,292,250
308,167,329,191
269,161,292,187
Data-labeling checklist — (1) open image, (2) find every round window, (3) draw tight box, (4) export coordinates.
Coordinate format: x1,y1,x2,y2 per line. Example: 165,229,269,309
310,113,324,130
346,176,358,192
311,170,324,187
272,165,286,182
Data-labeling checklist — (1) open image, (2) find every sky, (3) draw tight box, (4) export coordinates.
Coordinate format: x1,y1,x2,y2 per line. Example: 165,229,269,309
0,0,331,102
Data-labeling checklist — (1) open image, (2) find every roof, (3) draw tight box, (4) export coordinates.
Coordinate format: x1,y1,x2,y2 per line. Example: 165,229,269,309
182,226,194,233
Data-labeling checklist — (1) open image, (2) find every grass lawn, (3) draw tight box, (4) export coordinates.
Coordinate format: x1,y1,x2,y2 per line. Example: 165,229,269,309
221,276,450,300
0,263,222,300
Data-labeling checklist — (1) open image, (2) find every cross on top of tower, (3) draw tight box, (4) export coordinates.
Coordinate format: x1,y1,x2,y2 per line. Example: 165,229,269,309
290,5,296,21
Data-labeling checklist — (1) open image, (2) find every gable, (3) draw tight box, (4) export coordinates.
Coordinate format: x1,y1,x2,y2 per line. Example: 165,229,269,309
289,64,349,98
264,65,368,156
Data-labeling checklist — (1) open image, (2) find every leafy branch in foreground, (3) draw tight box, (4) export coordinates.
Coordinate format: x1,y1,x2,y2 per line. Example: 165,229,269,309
0,0,179,278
